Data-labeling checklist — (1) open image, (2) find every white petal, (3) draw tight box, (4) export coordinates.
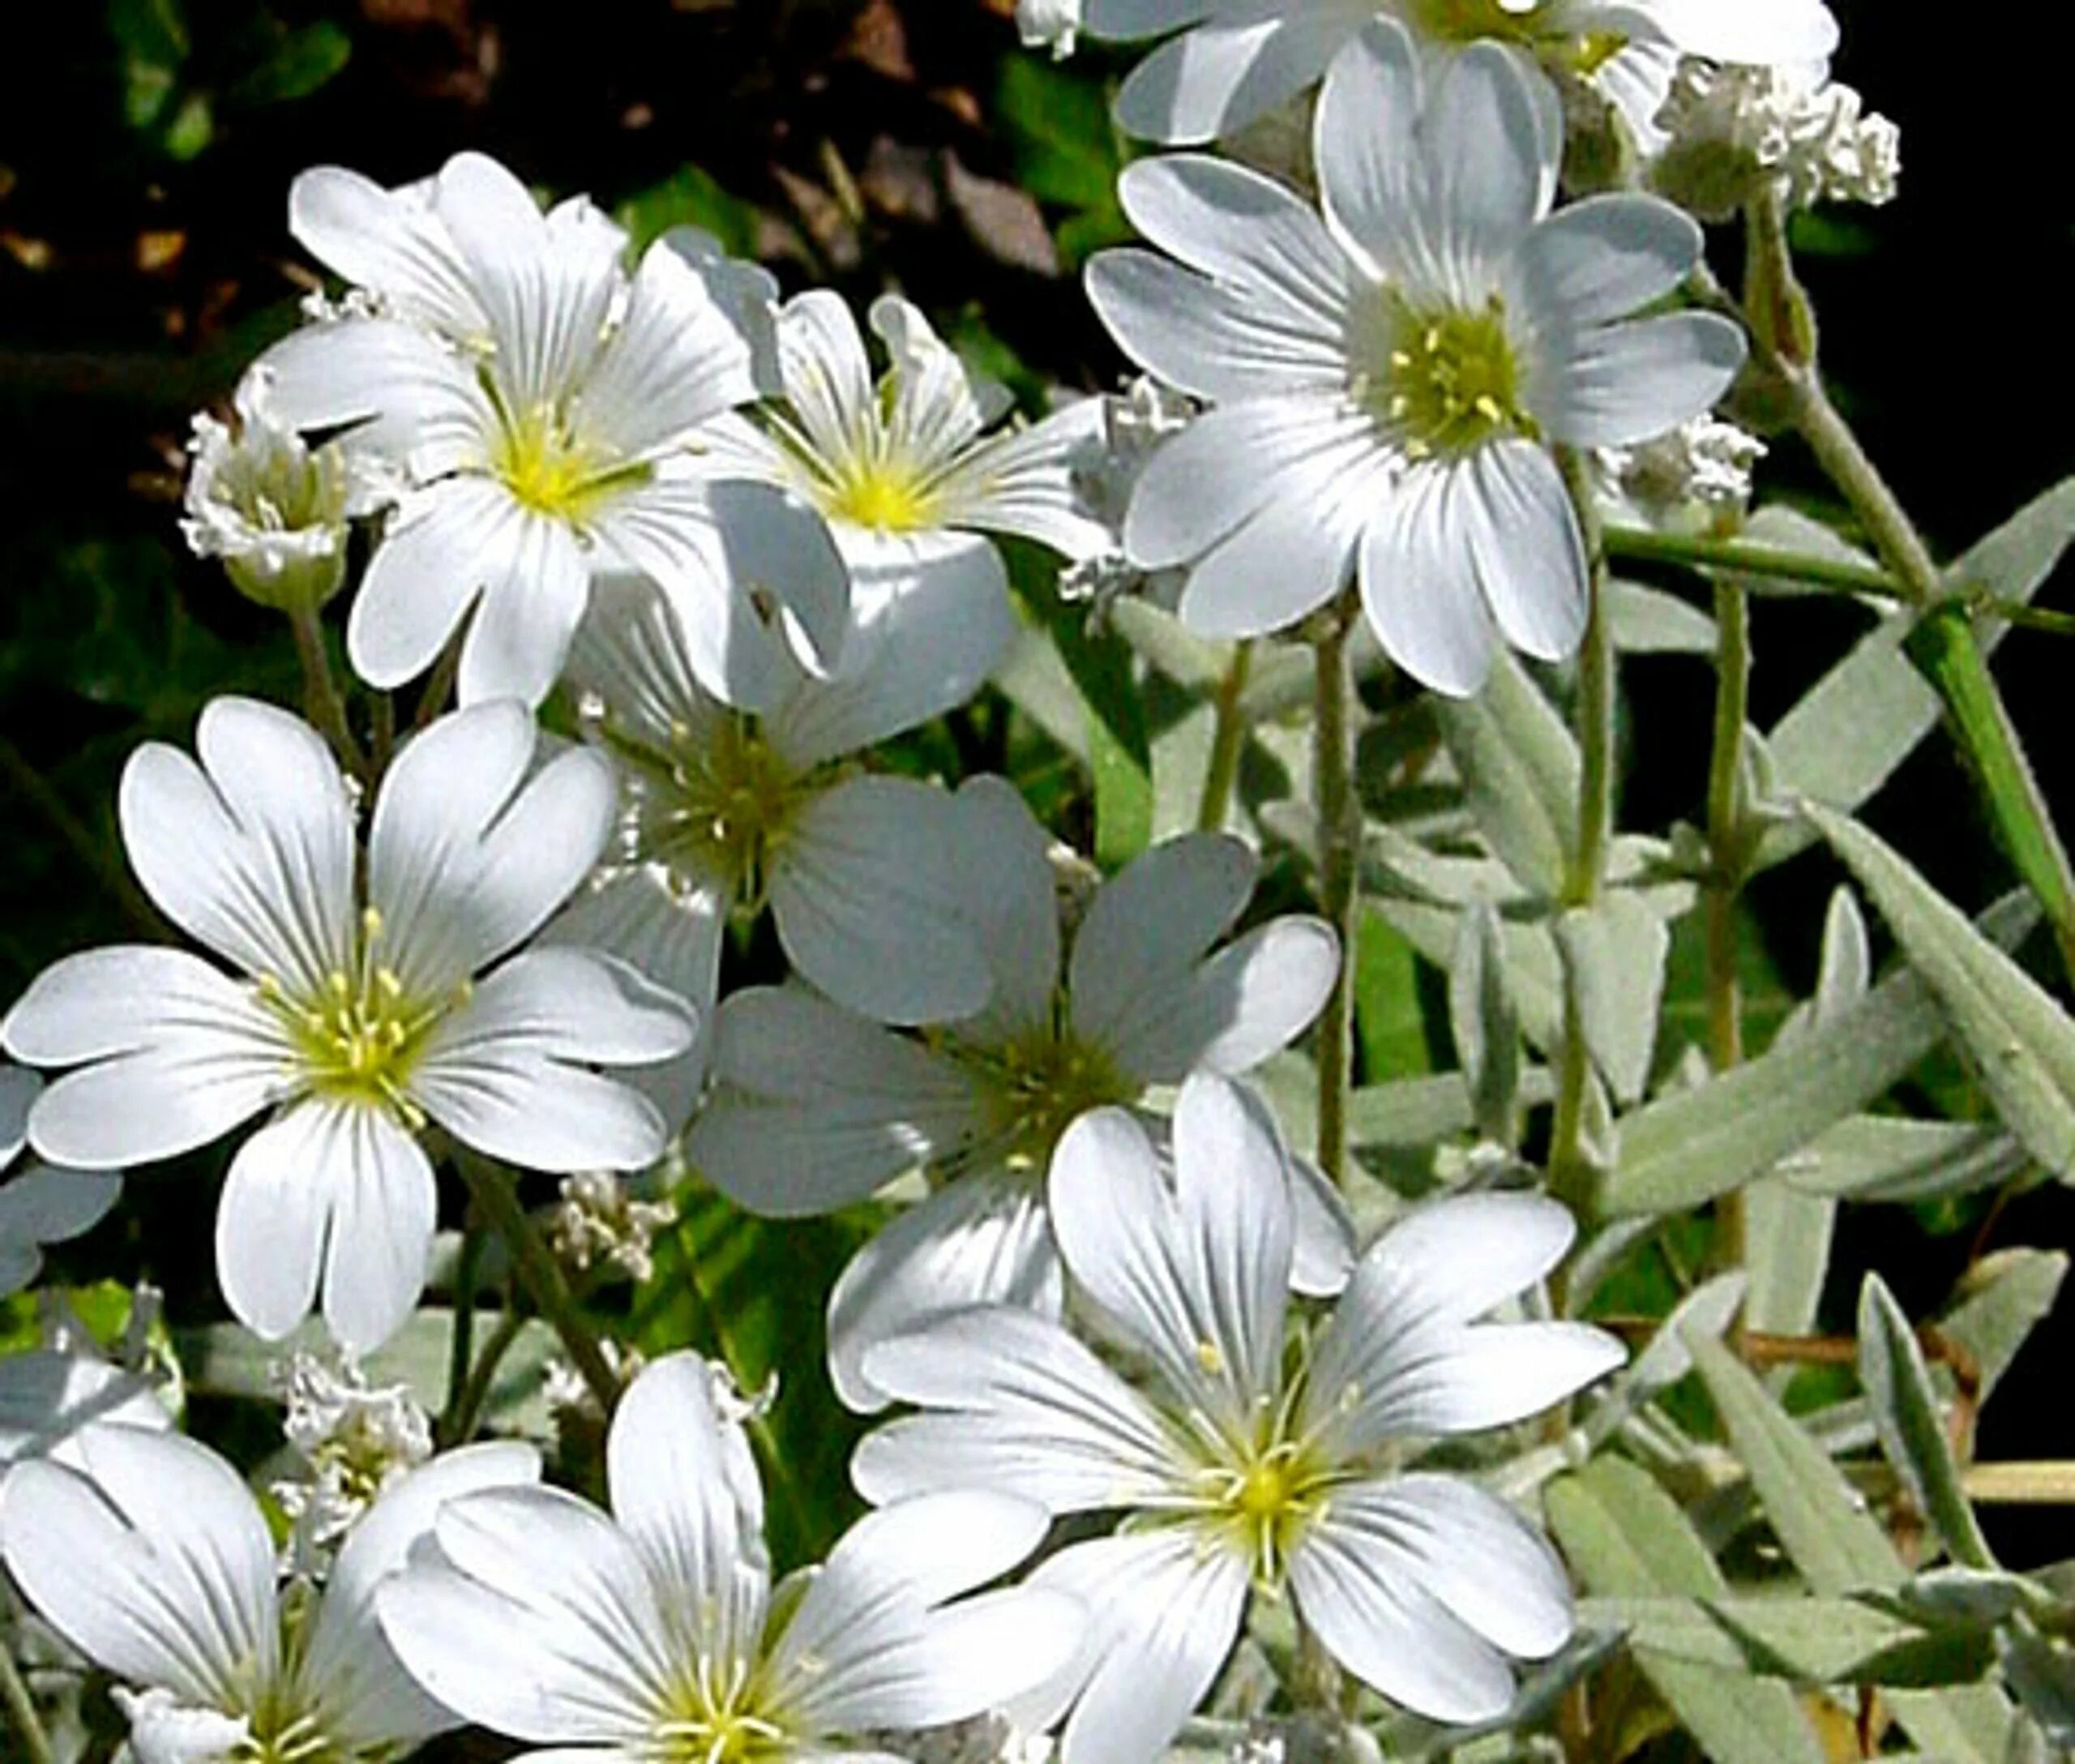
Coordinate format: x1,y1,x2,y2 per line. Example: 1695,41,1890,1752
775,289,878,465
1508,194,1704,330
348,478,516,691
370,706,615,991
289,165,484,336
826,1171,1062,1414
687,987,986,1216
1464,440,1589,663
118,698,356,993
1104,914,1340,1084
1171,464,1367,640
1341,1191,1580,1332
1418,42,1559,273
319,1107,439,1355
0,1352,169,1472
1288,1493,1520,1724
309,1442,543,1749
871,294,1003,465
1314,18,1427,284
1115,15,1358,145
771,778,994,1026
0,1064,30,1163
1067,832,1254,1052
259,319,482,467
853,1305,1178,1513
1358,464,1500,698
456,510,595,709
1,1428,277,1708
939,776,1059,1045
771,555,1017,769
6,949,286,1168
1116,153,1349,315
607,1352,768,1608
1536,312,1748,449
1017,1531,1248,1764
1288,1151,1357,1298
1639,0,1838,64
927,405,1116,562
379,1484,678,1745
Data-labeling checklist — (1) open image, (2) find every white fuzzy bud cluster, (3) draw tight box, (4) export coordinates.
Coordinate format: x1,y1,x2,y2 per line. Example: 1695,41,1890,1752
182,368,358,614
1061,375,1196,613
1594,416,1767,533
272,1351,433,1548
1015,0,1081,58
113,1687,254,1764
1651,58,1900,220
550,1171,676,1285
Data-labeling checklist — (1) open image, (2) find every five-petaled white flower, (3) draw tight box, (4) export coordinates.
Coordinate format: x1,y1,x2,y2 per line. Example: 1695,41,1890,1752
687,776,1348,1409
376,1351,1083,1762
259,150,849,709
1089,21,1747,695
1075,0,1838,149
1,1064,119,1299
553,565,1015,1121
0,697,694,1353
704,290,1113,610
857,1072,1626,1763
2,1424,538,1764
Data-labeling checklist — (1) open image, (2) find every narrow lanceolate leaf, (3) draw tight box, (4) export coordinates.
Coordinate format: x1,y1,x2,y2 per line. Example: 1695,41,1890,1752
1449,901,1521,1142
1744,1180,1835,1338
1689,1332,2016,1762
1601,893,2041,1216
1555,893,1670,1107
1906,602,2075,980
1547,1457,1827,1764
1807,803,2075,1180
1859,1274,1998,1572
1940,1249,2069,1400
1434,652,1579,901
1344,1067,1557,1148
1761,477,2075,872
1577,1595,1976,1686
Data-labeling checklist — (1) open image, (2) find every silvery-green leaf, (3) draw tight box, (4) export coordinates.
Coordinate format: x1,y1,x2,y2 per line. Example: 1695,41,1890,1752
1363,819,1533,909
1601,894,2040,1216
1346,1068,1557,1149
1900,1568,2032,1629
1745,1180,1835,1337
1106,598,1228,689
1584,1271,1747,1444
1555,893,1671,1107
1451,901,1521,1144
1547,1456,1827,1764
1859,1273,1998,1572
1152,699,1218,840
2007,1710,2060,1764
1816,887,1873,1021
1380,897,1564,1051
1607,578,1718,654
1782,1116,2026,1203
1434,652,1578,901
1807,803,2075,1180
1938,1248,2069,1399
2001,1631,2075,1746
1578,1593,1957,1683
992,622,1092,763
1761,477,2075,871
1689,1331,2017,1762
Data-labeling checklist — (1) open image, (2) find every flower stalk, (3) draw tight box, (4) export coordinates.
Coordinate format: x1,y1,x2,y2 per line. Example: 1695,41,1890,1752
0,1639,54,1764
1196,640,1255,833
1310,602,1362,1190
285,602,367,781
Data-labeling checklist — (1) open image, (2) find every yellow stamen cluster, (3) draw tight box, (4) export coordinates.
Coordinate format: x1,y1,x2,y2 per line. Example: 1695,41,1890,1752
1197,1439,1332,1590
822,459,940,535
969,1018,1135,1174
1360,293,1537,460
490,399,647,524
1405,0,1547,47
261,908,460,1126
651,1659,787,1764
229,1713,360,1764
648,717,811,909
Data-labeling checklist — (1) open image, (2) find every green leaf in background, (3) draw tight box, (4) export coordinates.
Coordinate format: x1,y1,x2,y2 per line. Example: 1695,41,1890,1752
994,54,1128,265
615,164,762,259
228,18,352,105
1358,906,1435,1086
1807,803,2075,1182
109,0,189,129
1547,1455,1828,1764
1858,1273,1998,1573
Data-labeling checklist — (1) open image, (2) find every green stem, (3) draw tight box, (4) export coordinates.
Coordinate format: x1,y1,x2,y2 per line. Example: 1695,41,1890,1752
1602,524,1897,598
0,1639,53,1764
1196,640,1255,833
286,602,367,778
0,732,169,940
451,1152,620,1416
443,1307,527,1446
442,1224,485,1435
1705,577,1752,1308
1311,602,1362,1190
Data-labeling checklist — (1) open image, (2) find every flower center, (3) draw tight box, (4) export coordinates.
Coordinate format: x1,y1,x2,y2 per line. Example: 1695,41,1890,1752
643,717,811,908
261,908,461,1126
1201,1441,1333,1590
823,460,939,534
968,1021,1136,1174
1403,0,1545,46
652,1662,787,1764
491,401,646,524
1358,292,1537,460
231,1714,360,1764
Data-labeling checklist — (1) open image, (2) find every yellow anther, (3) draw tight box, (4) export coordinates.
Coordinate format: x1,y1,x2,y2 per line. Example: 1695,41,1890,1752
1196,1339,1226,1377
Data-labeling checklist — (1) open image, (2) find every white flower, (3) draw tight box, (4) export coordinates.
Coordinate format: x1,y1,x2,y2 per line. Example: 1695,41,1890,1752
858,1073,1626,1760
703,291,1113,607
274,1352,435,1548
0,1064,119,1299
552,565,1014,1117
0,1351,169,1477
1018,0,1083,56
550,1169,677,1282
0,697,695,1353
687,776,1348,1409
1076,0,1837,148
1,1424,538,1762
1089,22,1747,695
376,1351,1083,1760
1059,375,1196,612
1594,413,1765,532
259,151,849,709
1651,57,1901,218
182,366,367,614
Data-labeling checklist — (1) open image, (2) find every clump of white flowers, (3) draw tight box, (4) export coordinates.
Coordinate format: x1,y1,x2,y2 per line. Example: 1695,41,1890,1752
550,1169,676,1283
1651,57,1902,218
1595,413,1768,532
273,1351,435,1548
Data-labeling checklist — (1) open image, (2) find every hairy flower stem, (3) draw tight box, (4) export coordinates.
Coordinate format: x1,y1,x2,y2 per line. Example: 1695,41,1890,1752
286,602,368,781
443,1307,528,1446
441,1223,485,1438
1551,450,1615,1222
0,1640,54,1764
1196,640,1255,833
1705,577,1752,1317
1311,602,1362,1190
453,1151,621,1416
